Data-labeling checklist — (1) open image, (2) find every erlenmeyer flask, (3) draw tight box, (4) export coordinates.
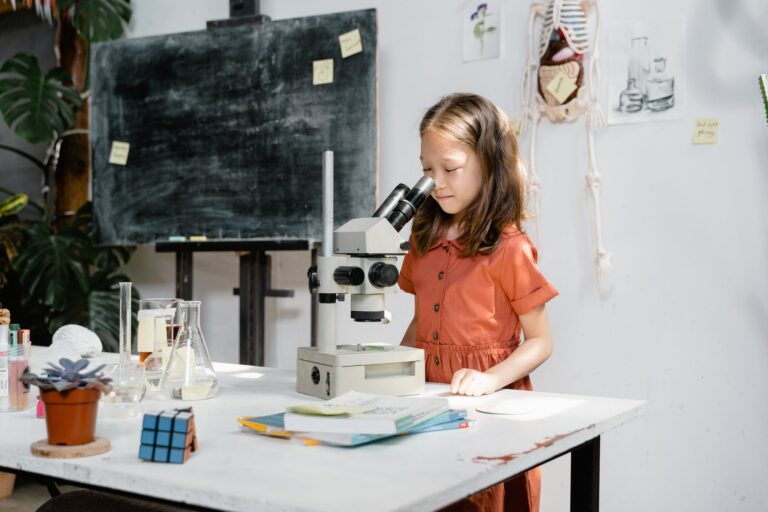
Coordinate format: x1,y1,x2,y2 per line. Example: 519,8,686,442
163,301,218,400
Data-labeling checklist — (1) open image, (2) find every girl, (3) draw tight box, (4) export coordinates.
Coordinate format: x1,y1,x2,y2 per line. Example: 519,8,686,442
398,93,558,512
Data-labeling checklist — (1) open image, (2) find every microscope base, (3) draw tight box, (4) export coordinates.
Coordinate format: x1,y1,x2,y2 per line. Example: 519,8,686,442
296,346,425,400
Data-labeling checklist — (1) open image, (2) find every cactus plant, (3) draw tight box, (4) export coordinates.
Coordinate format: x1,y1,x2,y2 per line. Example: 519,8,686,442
21,357,111,393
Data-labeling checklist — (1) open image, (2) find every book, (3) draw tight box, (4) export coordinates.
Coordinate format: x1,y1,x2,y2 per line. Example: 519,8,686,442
237,409,472,447
283,391,449,435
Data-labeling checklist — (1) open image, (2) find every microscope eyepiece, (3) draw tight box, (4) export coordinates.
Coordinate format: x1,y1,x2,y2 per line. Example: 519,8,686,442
385,176,436,232
372,184,410,218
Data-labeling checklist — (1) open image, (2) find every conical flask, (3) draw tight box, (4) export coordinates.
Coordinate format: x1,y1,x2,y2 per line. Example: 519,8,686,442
162,301,218,400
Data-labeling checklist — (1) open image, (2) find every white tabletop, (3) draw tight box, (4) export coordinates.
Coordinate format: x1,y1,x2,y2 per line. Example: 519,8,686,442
0,356,646,512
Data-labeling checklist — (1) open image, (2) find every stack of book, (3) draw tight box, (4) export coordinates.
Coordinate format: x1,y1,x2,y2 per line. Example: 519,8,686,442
237,391,473,447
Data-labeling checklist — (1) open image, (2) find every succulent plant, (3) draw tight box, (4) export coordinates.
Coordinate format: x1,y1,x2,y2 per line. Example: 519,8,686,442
21,357,112,393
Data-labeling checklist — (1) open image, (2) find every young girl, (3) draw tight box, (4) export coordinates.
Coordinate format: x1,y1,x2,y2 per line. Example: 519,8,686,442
398,93,558,512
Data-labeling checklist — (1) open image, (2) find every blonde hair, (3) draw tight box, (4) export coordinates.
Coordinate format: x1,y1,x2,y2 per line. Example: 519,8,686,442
412,93,526,257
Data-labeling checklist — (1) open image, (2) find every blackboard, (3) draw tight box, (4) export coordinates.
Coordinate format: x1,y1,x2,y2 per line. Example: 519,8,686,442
90,9,378,246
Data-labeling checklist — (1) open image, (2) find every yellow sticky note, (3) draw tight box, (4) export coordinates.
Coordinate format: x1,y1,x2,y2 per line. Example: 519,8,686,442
545,71,578,104
108,141,130,165
312,59,334,85
338,28,363,58
692,119,719,144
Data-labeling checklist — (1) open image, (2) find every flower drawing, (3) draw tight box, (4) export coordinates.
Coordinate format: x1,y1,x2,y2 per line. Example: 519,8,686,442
470,3,496,54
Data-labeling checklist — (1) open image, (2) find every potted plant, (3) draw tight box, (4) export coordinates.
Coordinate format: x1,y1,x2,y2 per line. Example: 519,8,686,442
22,357,112,446
0,0,137,348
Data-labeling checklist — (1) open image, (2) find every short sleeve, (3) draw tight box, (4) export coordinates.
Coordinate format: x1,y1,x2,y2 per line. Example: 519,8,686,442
398,243,415,294
500,235,558,315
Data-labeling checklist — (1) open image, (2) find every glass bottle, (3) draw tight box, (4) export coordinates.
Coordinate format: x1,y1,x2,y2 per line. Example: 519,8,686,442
163,301,217,400
618,78,643,113
646,57,675,111
628,37,650,102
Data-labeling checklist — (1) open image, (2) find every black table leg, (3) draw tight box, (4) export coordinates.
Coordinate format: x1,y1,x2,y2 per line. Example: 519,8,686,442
175,251,193,300
571,436,600,512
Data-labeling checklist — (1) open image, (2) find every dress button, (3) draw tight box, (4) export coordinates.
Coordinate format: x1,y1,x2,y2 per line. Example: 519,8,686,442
432,331,439,341
438,271,445,280
434,356,440,365
433,304,440,312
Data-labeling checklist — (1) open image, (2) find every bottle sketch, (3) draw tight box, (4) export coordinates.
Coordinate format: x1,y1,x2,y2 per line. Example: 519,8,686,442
628,37,650,102
618,78,643,113
646,57,675,111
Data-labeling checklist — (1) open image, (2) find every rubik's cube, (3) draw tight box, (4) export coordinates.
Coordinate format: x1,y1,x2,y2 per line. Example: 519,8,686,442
139,407,199,463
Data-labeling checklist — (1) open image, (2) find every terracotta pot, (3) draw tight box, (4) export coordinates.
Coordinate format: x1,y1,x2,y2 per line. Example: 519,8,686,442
40,388,101,446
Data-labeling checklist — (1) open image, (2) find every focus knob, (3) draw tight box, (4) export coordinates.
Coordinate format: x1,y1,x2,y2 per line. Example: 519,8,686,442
369,262,399,288
307,266,319,294
333,266,365,286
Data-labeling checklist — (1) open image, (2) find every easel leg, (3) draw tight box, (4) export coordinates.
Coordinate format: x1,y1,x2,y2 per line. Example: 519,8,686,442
239,250,266,366
175,252,193,300
571,436,600,512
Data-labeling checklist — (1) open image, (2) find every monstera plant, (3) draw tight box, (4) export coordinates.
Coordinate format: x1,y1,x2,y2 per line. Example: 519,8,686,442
0,0,136,349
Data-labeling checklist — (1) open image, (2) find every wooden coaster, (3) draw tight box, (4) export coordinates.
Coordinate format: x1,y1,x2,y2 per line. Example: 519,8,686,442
31,437,111,458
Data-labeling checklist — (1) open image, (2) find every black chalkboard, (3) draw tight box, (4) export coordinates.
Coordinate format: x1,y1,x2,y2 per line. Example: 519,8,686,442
90,9,378,245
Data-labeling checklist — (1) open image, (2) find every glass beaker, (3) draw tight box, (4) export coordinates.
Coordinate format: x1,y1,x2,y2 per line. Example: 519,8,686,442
101,364,146,418
138,298,179,363
162,301,217,400
143,316,172,395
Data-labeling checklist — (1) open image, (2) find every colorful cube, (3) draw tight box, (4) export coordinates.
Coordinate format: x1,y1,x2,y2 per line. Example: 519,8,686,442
138,407,198,464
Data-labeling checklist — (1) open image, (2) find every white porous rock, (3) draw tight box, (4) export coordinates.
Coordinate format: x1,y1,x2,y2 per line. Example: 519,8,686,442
51,324,103,357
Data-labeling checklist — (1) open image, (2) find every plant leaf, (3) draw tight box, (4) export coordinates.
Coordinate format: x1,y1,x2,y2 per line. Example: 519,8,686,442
57,0,132,43
0,53,82,144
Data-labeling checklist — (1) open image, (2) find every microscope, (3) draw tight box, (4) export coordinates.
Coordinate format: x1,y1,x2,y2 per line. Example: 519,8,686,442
297,151,435,399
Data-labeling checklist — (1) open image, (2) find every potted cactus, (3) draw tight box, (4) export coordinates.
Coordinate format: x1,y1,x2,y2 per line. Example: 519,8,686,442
21,358,112,446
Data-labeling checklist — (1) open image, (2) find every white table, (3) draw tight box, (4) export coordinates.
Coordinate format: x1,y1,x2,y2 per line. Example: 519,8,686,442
0,359,646,511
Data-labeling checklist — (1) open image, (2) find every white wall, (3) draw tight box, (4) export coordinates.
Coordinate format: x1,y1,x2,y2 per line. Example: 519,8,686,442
122,1,768,510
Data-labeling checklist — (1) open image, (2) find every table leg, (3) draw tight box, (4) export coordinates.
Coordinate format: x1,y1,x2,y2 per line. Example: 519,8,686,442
570,436,600,512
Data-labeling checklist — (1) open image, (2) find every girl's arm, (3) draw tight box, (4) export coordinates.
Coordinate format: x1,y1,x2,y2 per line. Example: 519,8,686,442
451,305,553,396
400,302,418,347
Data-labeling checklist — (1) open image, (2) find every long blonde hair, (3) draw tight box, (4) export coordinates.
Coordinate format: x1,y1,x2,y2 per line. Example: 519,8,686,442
412,93,526,257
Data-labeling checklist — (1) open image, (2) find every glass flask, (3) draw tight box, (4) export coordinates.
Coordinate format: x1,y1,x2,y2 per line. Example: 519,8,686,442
646,57,675,111
162,301,218,400
618,78,643,113
628,36,650,101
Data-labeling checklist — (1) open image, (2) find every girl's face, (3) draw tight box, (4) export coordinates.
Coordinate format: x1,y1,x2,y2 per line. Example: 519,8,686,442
420,129,483,218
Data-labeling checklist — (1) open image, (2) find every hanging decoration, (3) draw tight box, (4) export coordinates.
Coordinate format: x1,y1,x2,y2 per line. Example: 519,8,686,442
519,0,613,295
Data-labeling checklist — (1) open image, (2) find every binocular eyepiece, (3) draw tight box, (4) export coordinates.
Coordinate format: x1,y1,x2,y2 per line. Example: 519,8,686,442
372,176,436,232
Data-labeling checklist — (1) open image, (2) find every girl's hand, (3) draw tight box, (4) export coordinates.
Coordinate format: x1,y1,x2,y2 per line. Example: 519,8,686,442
450,369,500,396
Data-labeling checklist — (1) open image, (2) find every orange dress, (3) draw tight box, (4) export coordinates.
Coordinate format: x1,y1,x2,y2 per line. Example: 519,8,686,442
398,227,558,512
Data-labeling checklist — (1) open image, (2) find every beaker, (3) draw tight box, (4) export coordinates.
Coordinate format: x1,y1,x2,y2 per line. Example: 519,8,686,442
162,301,218,400
138,298,179,363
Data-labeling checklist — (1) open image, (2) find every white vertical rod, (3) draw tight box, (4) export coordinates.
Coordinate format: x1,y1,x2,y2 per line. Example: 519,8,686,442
322,150,334,257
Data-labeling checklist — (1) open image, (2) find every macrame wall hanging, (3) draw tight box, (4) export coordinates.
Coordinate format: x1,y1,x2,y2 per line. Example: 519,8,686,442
519,0,613,294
